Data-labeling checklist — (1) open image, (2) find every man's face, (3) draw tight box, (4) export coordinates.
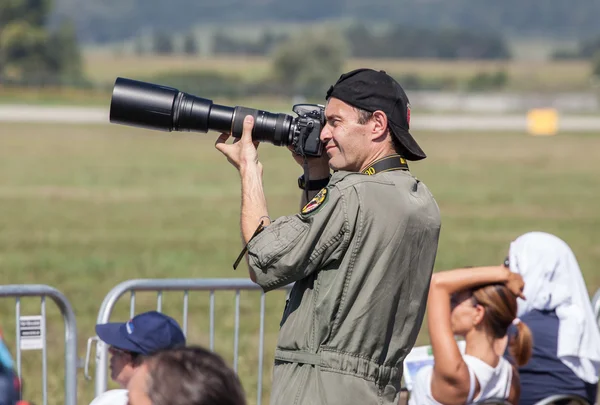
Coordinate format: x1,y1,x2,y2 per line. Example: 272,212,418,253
320,97,372,172
127,363,152,405
109,346,138,388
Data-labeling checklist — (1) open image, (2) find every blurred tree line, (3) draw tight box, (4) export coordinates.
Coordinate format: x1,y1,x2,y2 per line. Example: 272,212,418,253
344,24,510,59
144,28,349,99
137,23,511,60
4,0,600,95
142,28,513,100
51,0,600,45
0,0,83,84
135,23,600,95
553,36,600,60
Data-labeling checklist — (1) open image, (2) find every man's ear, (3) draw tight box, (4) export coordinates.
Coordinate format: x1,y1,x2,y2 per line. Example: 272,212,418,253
369,110,388,139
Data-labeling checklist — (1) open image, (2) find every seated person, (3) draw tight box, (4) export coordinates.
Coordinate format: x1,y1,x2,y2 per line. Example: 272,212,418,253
90,311,186,405
504,231,600,405
409,265,531,405
126,345,246,405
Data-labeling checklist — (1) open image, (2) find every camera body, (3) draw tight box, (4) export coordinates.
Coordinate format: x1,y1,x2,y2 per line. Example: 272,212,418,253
109,77,326,157
290,104,325,157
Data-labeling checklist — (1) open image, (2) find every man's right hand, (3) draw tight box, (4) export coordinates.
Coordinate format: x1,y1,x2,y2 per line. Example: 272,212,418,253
288,146,331,179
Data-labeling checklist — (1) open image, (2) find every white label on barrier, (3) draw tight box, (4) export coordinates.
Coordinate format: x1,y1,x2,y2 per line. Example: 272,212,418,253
19,315,45,350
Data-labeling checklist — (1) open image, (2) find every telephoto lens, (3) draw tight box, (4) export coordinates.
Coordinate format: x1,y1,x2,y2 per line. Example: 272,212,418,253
109,77,294,146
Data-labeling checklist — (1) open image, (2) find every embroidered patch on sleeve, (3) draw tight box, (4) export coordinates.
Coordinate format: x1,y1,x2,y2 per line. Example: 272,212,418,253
301,188,328,215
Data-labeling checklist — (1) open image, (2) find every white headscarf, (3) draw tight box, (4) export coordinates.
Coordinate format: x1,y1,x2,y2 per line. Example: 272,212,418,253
508,231,600,384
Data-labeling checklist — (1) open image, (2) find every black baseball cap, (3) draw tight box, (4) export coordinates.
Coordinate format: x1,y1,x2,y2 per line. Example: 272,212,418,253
326,68,426,161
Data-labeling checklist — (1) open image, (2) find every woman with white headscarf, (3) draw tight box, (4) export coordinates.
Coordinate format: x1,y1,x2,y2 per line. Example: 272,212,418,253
505,231,600,405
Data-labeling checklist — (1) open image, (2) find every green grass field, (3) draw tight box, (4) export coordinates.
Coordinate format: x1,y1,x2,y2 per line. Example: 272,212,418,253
0,122,599,405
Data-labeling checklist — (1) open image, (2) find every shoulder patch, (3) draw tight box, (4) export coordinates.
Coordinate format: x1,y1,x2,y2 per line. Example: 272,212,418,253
301,188,328,215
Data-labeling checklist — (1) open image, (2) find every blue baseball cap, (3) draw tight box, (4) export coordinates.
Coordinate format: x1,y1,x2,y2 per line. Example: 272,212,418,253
95,311,185,355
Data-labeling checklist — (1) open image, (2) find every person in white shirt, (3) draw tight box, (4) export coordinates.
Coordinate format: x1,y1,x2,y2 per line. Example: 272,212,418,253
89,388,128,405
409,265,532,405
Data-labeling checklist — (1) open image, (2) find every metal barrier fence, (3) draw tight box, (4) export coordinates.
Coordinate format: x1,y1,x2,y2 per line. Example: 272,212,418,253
0,284,78,405
89,278,292,405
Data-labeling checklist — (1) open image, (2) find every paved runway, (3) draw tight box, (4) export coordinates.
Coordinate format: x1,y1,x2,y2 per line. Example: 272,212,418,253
1,105,600,132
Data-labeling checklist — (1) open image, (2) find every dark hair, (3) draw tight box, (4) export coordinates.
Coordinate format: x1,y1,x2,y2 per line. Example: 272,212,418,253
145,346,246,405
354,106,403,154
354,107,373,125
110,346,145,367
472,284,533,367
129,351,144,367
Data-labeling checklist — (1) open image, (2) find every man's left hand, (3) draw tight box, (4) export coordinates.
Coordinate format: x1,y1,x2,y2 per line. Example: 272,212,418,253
215,115,261,172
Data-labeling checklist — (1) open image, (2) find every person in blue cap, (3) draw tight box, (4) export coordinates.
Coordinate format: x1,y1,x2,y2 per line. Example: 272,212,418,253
89,311,186,405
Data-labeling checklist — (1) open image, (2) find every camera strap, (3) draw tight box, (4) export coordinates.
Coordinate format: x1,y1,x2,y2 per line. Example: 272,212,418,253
302,158,313,203
361,154,409,175
232,219,266,270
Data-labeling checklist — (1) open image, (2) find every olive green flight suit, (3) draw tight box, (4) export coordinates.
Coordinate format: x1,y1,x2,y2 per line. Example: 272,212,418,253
247,168,441,405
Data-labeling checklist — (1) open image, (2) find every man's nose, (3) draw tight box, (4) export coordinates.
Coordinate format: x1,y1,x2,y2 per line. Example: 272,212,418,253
320,126,332,142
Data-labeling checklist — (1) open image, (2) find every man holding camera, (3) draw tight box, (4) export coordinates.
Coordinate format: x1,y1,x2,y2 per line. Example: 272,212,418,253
215,68,441,405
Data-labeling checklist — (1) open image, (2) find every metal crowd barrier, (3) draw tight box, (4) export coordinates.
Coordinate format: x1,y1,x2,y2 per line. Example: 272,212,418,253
0,285,78,405
88,278,292,405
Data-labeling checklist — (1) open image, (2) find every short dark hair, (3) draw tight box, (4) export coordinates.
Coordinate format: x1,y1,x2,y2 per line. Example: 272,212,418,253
129,351,144,367
353,106,403,155
145,346,246,405
354,107,373,125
